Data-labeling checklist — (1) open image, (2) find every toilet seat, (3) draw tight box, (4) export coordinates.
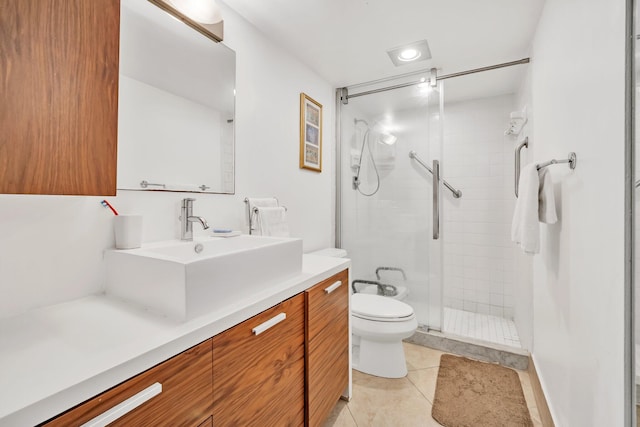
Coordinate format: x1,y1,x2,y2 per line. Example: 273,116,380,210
351,294,415,322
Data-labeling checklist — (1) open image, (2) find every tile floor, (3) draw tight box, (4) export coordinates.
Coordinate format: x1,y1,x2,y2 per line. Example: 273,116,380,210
323,342,542,427
443,307,522,348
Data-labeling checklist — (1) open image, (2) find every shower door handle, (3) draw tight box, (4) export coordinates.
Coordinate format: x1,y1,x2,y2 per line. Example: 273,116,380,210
433,160,440,240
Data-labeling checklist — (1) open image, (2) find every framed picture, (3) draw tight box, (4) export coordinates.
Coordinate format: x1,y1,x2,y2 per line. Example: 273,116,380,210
300,93,322,172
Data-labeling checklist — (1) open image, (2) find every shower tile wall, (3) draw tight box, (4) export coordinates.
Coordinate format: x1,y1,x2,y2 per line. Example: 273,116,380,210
442,94,518,319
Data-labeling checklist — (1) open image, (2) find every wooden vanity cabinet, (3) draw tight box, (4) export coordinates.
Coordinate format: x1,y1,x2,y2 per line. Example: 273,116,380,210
0,0,119,195
305,269,350,427
43,339,213,427
212,293,306,426
41,270,349,426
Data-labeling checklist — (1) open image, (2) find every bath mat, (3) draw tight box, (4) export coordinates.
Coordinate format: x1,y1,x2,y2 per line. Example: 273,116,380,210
431,354,533,427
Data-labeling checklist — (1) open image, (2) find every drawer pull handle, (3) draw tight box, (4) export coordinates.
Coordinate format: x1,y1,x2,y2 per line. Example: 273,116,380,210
324,281,342,294
81,382,162,427
252,312,287,335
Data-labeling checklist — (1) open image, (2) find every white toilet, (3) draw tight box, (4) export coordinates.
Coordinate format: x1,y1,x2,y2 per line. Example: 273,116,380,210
351,293,418,378
309,248,418,379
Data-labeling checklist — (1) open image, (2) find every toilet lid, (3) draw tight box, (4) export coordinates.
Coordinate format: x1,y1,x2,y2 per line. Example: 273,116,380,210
351,294,414,320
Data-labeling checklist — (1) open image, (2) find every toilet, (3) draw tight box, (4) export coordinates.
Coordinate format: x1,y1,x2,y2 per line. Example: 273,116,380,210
351,293,418,378
309,248,418,379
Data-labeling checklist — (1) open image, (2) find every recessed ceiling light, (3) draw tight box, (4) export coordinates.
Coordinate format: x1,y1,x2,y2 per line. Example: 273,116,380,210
398,49,421,62
387,40,431,67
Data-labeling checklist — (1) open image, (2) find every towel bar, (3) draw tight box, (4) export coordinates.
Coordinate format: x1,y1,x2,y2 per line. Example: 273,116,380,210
536,152,577,171
515,142,577,198
244,197,287,235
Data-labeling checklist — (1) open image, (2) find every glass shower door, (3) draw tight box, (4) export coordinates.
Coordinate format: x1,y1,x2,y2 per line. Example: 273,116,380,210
338,77,445,330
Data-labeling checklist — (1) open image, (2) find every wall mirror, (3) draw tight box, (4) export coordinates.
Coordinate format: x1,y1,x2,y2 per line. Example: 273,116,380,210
118,0,235,194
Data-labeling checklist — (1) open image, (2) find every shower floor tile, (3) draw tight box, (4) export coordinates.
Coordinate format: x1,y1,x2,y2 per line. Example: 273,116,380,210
443,307,521,348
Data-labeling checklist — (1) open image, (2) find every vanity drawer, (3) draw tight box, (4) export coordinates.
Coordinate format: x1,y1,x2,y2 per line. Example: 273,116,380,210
44,339,213,427
306,269,349,338
212,294,305,426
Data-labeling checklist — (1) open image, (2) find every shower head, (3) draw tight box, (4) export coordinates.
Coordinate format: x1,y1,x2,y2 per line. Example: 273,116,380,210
378,133,397,145
354,117,397,145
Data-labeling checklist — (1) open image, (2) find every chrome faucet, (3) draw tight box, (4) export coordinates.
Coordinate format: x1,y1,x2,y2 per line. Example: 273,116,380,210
180,198,209,241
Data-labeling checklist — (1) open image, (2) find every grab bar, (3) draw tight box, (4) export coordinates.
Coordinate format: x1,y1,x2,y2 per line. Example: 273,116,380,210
351,279,398,297
409,151,462,198
433,160,440,240
514,137,528,198
375,267,407,281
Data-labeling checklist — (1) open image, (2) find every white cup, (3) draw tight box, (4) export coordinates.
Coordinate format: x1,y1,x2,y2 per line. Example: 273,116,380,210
114,215,143,249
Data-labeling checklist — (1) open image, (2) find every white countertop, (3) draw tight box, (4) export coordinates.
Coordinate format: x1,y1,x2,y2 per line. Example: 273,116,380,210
0,254,350,427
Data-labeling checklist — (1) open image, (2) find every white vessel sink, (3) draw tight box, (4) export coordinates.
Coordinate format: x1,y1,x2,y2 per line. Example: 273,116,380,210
105,235,303,321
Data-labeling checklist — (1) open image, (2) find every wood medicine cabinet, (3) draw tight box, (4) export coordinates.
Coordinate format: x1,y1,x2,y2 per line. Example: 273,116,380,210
0,0,119,195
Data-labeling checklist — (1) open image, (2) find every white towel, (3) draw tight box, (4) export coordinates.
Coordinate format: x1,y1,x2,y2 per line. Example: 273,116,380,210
256,207,290,237
511,163,558,254
538,168,558,224
247,197,279,233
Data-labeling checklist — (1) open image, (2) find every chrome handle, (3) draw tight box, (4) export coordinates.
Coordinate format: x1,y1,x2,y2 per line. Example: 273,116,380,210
252,313,286,335
324,281,342,294
433,160,440,240
80,382,162,427
514,137,529,198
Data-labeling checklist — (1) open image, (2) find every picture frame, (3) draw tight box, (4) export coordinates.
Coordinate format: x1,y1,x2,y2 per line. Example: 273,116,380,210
299,93,322,172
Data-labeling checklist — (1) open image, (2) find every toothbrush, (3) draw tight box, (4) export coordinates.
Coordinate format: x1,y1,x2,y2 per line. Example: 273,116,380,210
101,200,119,216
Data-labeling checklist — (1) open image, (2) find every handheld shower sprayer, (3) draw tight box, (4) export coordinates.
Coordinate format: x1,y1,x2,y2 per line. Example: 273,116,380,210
352,117,398,196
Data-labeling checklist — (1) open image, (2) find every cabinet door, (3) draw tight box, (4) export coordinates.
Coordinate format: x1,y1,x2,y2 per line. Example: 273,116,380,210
213,294,305,426
305,269,350,427
44,339,213,427
0,0,119,195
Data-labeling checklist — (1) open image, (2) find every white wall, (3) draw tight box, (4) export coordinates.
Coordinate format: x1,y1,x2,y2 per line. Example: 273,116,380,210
513,68,535,353
0,3,335,318
527,0,626,425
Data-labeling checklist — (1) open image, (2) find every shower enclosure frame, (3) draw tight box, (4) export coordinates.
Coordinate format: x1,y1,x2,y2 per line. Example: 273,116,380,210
335,57,531,251
334,58,532,336
624,0,635,424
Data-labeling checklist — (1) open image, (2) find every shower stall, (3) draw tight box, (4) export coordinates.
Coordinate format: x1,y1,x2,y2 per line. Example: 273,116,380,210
337,62,530,350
